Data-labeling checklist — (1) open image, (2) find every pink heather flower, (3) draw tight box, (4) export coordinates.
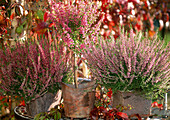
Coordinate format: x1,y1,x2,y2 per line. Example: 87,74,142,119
81,14,88,26
48,0,100,50
80,44,86,49
79,27,85,36
83,28,170,97
0,37,72,103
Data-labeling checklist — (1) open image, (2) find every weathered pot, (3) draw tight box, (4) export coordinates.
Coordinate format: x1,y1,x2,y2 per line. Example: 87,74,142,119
112,91,152,115
14,106,33,120
61,80,96,118
26,92,55,117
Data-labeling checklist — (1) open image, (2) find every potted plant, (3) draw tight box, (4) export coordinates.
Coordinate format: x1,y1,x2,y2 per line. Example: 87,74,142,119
47,0,101,118
83,29,170,115
0,34,72,118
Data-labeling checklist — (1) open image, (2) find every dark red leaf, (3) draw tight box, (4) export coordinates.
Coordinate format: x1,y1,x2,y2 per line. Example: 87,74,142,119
103,30,111,39
144,1,148,8
99,106,107,113
143,14,148,21
49,22,55,27
158,104,163,109
44,12,48,22
116,112,128,118
129,114,142,120
10,13,15,20
107,88,113,98
19,100,25,106
90,107,99,120
4,29,7,34
151,101,159,107
33,22,48,34
108,21,115,30
102,0,107,5
2,6,5,10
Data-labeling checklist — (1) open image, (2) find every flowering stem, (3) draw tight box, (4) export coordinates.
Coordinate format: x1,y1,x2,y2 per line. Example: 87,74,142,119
74,53,78,88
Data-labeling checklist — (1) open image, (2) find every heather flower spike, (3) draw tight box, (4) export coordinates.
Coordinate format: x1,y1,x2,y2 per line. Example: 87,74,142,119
48,0,101,88
48,0,100,50
83,28,170,98
0,36,72,103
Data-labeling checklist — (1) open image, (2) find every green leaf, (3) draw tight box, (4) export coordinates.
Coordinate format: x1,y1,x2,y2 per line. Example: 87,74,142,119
2,97,6,101
11,116,16,120
16,25,23,34
22,20,27,26
0,105,3,111
34,113,42,120
54,114,57,120
37,10,44,20
3,102,8,107
56,111,61,120
40,116,46,120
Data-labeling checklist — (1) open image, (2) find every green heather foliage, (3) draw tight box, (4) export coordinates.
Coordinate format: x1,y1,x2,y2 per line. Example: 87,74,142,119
0,38,72,103
83,29,170,98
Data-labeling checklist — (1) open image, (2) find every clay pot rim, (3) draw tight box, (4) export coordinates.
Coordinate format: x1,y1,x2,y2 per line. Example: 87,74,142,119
14,106,33,120
61,80,96,90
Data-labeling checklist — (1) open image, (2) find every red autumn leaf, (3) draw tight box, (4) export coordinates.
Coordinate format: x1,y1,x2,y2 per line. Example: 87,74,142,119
108,21,115,30
49,22,55,27
143,14,148,21
90,107,99,120
103,30,111,39
107,88,112,98
19,100,25,106
4,29,7,34
101,4,108,12
44,12,48,22
103,18,108,24
144,1,148,8
33,21,48,34
99,106,107,113
2,6,5,10
165,13,169,22
149,30,155,37
10,13,15,20
114,35,119,40
98,14,105,21
135,23,141,31
129,114,142,120
119,10,126,15
151,101,159,107
0,96,5,101
102,0,107,5
116,112,128,118
0,15,5,25
157,104,163,109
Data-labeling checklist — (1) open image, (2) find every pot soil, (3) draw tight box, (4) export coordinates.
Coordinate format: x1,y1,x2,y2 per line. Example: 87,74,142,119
26,92,55,117
112,91,152,115
61,80,96,118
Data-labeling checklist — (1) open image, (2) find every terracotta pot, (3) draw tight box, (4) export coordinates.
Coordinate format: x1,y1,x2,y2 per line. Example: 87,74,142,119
14,106,33,120
26,92,55,117
61,80,96,118
112,91,152,115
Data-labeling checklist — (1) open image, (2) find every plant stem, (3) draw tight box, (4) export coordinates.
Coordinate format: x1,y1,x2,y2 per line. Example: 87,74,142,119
74,53,78,88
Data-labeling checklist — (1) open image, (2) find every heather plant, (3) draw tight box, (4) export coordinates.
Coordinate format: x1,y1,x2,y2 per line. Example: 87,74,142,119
83,29,170,98
47,0,101,88
0,36,72,104
48,0,101,52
